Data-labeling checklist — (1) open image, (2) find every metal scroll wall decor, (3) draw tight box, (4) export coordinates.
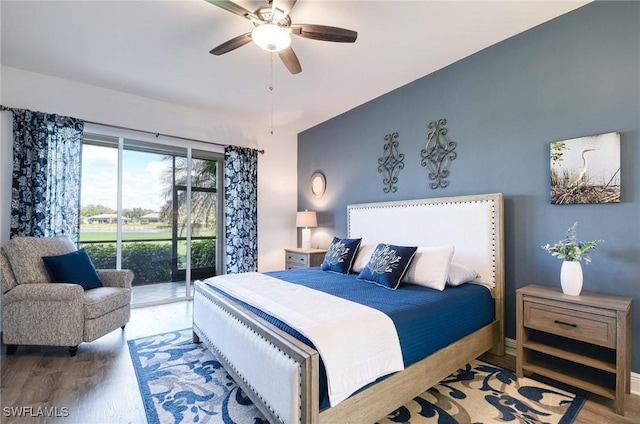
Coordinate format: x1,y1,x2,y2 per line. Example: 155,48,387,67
420,118,457,189
377,132,404,193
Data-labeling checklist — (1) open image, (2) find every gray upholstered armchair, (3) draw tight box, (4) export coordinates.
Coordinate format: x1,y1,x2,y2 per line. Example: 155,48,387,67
1,236,133,356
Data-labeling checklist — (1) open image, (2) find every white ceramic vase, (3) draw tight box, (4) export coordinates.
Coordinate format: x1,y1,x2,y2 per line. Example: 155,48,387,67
560,260,583,295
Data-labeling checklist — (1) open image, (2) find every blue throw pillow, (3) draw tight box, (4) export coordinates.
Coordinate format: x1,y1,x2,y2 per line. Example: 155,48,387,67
42,249,103,291
321,237,362,274
358,244,418,289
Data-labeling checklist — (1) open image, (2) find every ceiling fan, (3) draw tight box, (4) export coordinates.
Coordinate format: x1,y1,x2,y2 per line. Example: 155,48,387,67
206,0,357,74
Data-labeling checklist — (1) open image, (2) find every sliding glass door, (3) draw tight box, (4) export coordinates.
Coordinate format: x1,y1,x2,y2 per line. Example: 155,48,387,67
171,154,221,297
80,133,222,305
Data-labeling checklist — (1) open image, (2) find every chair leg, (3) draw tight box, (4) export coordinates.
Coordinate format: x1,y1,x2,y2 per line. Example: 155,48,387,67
6,344,18,355
69,345,78,357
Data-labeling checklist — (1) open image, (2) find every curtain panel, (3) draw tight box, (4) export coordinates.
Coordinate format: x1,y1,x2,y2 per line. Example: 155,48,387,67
224,145,258,273
10,109,84,243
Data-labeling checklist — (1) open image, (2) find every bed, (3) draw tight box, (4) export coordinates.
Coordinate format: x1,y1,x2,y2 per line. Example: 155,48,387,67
193,193,505,424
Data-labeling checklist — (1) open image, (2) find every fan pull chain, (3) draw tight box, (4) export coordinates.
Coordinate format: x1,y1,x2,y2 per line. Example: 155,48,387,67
269,53,274,135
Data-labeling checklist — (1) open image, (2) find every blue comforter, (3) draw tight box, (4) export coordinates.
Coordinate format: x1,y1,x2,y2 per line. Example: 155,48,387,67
207,267,494,409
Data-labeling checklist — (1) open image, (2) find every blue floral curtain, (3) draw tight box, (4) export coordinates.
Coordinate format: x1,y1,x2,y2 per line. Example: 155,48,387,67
10,109,84,243
224,145,258,273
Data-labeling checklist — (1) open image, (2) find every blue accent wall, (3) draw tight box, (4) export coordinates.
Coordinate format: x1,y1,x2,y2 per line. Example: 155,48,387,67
298,2,640,372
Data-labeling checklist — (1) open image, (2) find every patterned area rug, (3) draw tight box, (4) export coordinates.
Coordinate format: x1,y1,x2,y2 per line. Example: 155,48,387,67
128,329,585,424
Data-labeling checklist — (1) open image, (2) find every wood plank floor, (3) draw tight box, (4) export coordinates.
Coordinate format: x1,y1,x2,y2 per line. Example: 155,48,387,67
1,300,638,423
131,281,190,305
1,301,193,424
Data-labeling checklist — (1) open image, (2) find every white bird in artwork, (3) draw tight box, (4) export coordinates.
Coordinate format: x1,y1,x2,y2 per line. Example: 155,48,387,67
567,148,596,187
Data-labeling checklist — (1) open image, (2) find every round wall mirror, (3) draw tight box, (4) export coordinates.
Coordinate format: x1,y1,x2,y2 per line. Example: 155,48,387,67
309,172,326,197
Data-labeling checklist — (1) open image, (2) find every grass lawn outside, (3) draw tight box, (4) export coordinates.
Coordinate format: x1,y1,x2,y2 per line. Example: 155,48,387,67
80,227,215,243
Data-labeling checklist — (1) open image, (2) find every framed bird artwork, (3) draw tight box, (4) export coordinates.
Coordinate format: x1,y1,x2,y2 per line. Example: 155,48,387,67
550,132,620,204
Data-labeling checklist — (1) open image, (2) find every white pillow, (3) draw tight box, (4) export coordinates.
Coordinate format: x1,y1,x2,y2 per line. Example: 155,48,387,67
402,245,455,290
351,244,376,273
447,263,480,286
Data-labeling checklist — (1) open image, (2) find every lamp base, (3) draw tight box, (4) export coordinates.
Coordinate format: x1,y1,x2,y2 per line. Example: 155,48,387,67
301,228,311,249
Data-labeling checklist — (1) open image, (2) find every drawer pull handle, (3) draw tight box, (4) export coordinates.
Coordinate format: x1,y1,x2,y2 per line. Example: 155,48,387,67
554,320,577,328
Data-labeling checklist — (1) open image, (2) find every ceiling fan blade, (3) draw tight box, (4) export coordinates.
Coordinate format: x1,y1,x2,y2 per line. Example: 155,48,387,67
210,32,252,55
291,24,357,43
205,0,258,21
271,0,297,20
278,47,302,74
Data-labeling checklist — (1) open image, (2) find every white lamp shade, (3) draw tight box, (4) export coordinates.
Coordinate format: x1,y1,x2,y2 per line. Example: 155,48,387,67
296,211,317,228
251,24,291,52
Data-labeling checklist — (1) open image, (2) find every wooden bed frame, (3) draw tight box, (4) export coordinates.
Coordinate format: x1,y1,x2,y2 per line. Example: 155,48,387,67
193,193,505,424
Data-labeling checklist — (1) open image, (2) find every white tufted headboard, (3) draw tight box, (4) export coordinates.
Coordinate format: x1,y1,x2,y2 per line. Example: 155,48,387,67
347,193,504,294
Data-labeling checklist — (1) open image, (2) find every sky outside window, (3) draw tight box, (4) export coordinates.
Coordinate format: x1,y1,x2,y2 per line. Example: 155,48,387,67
81,144,171,211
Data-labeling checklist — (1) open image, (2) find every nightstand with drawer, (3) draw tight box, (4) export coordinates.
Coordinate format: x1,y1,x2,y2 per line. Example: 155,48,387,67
284,248,327,269
516,284,632,414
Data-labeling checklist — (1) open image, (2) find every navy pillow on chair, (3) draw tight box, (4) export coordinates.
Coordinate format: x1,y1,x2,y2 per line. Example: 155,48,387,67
321,237,362,274
358,244,418,289
42,249,103,291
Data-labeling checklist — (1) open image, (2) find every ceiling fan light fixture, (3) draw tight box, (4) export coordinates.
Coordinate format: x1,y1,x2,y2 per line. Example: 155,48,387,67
252,24,291,52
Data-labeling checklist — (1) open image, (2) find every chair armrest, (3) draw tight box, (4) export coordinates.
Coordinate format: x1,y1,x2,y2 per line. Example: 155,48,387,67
1,283,83,306
97,269,134,289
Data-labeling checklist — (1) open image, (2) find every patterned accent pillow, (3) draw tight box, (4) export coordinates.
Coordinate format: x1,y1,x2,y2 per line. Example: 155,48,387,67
42,249,103,291
357,244,418,289
321,237,362,274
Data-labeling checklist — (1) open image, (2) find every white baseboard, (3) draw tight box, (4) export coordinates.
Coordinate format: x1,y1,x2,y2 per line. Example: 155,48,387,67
504,337,639,396
505,337,517,357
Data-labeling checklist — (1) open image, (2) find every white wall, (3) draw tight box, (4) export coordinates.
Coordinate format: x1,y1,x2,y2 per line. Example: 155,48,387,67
0,66,297,272
0,65,9,327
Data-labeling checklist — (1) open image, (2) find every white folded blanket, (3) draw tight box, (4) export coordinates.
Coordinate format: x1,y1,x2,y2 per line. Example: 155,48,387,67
207,272,404,406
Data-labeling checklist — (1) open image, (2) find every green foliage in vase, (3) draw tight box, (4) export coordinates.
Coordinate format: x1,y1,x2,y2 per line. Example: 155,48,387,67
541,222,603,264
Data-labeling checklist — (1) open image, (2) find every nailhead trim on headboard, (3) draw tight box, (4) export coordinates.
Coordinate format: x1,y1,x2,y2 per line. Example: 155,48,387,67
347,195,499,287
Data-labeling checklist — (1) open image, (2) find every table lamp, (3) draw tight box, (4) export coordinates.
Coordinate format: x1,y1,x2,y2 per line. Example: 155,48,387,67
296,210,317,249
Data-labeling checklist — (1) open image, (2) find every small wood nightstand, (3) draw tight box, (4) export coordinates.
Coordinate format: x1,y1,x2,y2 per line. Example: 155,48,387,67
516,284,632,414
284,248,326,269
